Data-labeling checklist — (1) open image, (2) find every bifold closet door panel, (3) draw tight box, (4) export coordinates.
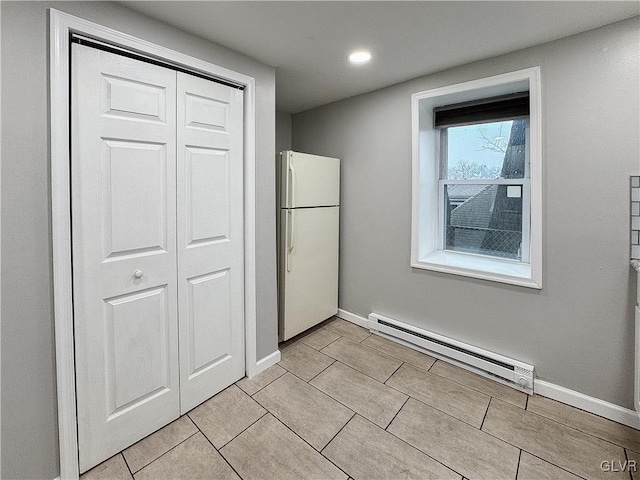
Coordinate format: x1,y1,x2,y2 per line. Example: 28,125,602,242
176,72,245,413
71,44,180,472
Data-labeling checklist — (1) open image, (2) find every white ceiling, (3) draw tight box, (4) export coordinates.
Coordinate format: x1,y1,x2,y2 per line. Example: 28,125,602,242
120,1,639,113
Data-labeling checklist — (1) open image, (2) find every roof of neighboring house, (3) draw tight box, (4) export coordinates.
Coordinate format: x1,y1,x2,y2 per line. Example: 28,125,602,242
447,184,487,202
449,185,497,229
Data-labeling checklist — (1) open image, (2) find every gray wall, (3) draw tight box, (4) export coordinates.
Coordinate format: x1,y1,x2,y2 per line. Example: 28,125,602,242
0,2,277,478
276,110,293,155
293,18,640,409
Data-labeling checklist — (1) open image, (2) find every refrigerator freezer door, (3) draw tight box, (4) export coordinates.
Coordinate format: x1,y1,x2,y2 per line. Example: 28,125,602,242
281,151,340,208
279,206,339,340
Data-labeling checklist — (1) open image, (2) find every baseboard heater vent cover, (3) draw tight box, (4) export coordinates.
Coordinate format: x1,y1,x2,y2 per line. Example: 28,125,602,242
368,312,534,394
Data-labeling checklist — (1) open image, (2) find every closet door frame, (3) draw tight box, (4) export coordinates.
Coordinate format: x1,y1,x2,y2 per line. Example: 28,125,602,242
50,9,264,479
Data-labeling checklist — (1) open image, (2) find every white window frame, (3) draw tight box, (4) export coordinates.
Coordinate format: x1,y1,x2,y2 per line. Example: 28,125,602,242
411,67,542,289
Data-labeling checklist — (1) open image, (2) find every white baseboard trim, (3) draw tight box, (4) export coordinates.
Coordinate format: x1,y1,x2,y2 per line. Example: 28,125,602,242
336,309,369,329
252,349,281,378
335,309,639,430
535,379,640,430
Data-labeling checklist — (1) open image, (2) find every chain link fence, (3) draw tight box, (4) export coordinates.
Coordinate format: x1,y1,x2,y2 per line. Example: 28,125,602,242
446,225,522,260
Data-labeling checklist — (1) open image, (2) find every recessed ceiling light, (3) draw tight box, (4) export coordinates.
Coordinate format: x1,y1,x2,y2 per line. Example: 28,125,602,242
348,50,372,65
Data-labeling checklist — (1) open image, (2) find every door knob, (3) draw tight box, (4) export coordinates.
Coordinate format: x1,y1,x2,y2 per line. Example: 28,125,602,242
133,270,143,279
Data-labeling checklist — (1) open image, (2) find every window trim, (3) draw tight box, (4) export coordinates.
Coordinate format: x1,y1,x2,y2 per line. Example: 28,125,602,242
411,67,542,289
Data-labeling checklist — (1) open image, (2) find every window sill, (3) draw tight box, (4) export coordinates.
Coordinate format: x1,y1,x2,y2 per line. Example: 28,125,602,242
413,250,541,289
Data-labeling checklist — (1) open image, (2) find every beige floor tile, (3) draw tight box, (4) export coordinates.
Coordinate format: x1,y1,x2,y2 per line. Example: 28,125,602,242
362,334,436,371
220,414,347,480
310,362,408,428
527,394,640,452
81,454,133,480
324,414,461,480
627,449,640,480
300,327,341,350
134,432,238,480
188,384,266,448
253,372,354,450
482,398,627,480
279,341,335,381
517,452,580,480
236,364,287,396
430,360,527,408
386,363,490,428
388,398,519,480
123,416,198,473
323,317,370,342
321,337,402,382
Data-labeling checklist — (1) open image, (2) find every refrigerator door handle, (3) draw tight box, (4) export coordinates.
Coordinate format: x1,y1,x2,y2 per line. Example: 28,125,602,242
289,163,296,208
286,209,294,272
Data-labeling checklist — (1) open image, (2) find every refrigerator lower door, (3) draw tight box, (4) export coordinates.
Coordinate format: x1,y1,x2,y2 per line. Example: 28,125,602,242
279,206,339,341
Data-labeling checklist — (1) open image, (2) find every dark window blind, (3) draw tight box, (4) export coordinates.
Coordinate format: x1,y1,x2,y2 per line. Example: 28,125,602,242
434,92,529,128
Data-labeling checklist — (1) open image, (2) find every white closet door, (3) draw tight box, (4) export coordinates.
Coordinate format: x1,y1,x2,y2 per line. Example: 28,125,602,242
71,44,180,472
176,73,245,413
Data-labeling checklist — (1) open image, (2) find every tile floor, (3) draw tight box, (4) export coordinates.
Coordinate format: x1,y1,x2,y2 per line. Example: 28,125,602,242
82,317,640,480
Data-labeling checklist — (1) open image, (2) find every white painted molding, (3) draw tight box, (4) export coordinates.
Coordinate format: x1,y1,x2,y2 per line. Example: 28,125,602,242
253,350,282,377
535,379,640,430
635,306,640,415
410,66,542,289
336,310,639,430
0,5,3,479
50,9,258,479
336,309,370,329
50,10,80,479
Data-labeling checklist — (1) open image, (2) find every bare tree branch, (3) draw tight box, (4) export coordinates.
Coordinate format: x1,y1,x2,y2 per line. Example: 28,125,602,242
478,128,507,154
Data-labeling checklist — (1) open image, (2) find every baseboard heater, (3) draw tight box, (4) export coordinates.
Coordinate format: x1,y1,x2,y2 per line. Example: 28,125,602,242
368,312,534,394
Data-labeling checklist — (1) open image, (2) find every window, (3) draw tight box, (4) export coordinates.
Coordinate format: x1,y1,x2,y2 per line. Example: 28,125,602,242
411,68,541,288
439,96,530,262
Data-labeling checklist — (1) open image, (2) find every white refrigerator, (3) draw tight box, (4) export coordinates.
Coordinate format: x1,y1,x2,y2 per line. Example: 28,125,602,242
278,151,340,341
